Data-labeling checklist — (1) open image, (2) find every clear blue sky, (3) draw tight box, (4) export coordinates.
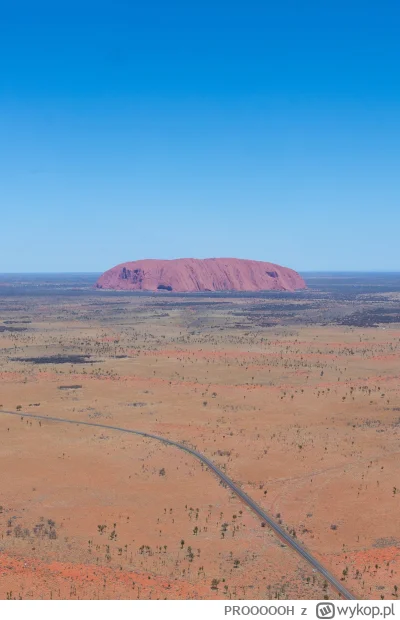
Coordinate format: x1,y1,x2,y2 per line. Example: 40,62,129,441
1,1,399,272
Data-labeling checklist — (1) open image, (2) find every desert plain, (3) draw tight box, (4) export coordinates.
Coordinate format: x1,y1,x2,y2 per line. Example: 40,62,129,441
1,273,400,600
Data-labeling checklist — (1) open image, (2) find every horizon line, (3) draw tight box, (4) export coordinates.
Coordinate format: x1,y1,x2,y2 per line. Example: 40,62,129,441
1,270,400,275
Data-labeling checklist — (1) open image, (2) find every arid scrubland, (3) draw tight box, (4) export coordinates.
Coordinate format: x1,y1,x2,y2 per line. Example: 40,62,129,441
1,276,400,599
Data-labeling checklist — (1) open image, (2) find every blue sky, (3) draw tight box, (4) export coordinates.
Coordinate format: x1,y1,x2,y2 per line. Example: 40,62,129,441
1,1,399,272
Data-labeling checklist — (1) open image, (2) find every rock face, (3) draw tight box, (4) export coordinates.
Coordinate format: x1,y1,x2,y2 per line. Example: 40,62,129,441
96,258,306,293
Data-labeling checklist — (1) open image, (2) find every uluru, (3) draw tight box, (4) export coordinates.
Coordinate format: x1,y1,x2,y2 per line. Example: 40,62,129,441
95,258,306,293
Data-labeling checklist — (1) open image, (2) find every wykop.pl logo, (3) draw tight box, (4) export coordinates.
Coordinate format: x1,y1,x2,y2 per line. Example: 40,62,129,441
316,603,336,619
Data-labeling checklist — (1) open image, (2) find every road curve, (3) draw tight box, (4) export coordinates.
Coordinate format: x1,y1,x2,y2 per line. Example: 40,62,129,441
0,409,356,600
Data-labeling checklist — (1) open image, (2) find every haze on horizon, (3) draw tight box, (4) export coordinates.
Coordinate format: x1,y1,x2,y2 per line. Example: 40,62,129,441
1,1,400,273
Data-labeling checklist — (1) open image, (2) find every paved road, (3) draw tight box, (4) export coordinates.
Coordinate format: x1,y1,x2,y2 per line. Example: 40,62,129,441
0,409,356,600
